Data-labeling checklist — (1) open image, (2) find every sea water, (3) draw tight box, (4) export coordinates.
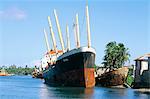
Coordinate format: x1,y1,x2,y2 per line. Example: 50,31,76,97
0,76,149,99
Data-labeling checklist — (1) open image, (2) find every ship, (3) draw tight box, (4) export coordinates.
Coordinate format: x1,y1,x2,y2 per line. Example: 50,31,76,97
42,5,96,88
95,67,129,87
0,68,10,76
32,67,43,79
43,47,96,88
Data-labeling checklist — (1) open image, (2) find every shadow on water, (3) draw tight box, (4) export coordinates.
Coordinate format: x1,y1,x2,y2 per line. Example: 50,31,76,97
93,87,128,99
39,84,94,99
133,89,150,99
39,84,150,99
38,82,150,99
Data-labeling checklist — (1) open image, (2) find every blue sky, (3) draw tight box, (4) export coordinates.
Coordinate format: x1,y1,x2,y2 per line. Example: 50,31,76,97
0,0,149,67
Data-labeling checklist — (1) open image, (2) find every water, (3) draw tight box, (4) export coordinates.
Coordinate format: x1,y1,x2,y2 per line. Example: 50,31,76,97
0,76,149,99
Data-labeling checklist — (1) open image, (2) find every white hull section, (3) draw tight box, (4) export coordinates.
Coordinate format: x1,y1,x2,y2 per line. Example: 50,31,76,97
57,47,96,61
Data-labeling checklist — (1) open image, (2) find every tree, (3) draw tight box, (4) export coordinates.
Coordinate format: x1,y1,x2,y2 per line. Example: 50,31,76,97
102,41,130,71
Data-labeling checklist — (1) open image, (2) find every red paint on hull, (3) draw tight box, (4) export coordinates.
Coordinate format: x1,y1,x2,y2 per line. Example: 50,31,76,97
84,68,95,88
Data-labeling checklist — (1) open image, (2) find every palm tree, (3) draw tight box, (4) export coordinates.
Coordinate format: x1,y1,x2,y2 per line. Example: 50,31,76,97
102,41,130,71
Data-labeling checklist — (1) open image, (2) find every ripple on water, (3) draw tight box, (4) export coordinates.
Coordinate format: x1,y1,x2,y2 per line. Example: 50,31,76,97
0,76,150,99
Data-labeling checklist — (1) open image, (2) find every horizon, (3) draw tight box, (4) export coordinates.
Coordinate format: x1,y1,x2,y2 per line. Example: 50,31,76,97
0,0,149,67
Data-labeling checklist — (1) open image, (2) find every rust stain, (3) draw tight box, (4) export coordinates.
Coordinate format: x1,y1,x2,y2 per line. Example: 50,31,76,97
84,68,95,88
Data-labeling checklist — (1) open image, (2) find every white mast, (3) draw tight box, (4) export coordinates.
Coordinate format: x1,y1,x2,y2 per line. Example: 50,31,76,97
53,9,65,53
47,16,57,54
86,5,91,48
75,13,80,48
66,24,70,51
43,28,51,64
73,20,77,48
43,28,50,52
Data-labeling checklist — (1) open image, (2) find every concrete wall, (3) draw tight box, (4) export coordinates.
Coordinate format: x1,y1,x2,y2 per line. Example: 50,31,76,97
134,60,149,83
140,61,148,75
148,57,150,70
134,60,141,83
133,56,150,88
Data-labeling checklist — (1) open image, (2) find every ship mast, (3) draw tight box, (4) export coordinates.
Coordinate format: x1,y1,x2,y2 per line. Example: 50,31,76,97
75,13,80,48
43,28,52,60
47,16,58,54
73,20,77,48
54,9,65,53
43,28,51,52
66,24,70,51
86,5,91,48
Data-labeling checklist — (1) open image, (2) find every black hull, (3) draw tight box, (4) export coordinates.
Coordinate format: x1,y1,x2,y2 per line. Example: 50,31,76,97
43,51,95,88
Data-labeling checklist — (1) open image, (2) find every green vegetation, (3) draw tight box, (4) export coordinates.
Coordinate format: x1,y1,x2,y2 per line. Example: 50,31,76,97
126,75,134,86
126,66,134,86
0,65,34,75
102,41,130,71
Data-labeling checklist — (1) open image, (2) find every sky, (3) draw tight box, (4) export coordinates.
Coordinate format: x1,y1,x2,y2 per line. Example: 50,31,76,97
0,0,149,67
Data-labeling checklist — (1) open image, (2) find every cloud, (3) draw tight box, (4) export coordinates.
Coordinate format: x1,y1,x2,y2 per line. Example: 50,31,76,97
0,7,27,20
30,60,41,67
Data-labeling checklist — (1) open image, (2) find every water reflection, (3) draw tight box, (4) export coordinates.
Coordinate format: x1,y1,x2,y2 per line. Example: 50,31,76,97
39,84,94,99
102,88,126,98
133,90,150,99
39,84,150,99
1,76,149,99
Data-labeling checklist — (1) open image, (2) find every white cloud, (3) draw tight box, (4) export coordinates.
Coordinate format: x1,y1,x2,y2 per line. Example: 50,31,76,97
0,7,27,20
30,60,41,67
